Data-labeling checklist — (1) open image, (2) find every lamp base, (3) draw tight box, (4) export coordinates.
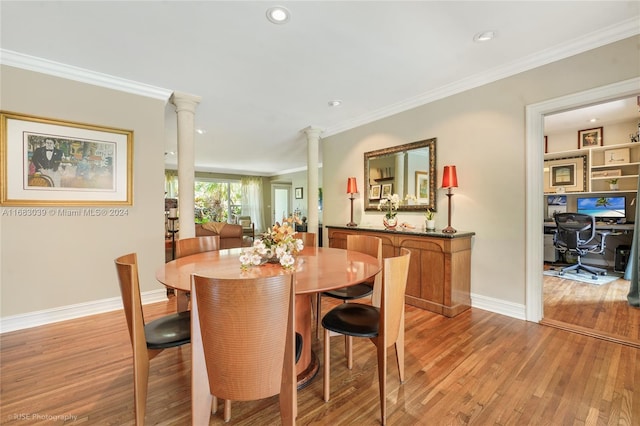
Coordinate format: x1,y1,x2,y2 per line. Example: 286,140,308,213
442,226,457,233
346,222,358,227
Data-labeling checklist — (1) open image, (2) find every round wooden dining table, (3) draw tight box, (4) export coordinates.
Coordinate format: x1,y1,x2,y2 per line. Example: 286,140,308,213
156,245,381,424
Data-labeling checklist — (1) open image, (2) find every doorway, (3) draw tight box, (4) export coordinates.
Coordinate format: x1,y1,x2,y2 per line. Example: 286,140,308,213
525,78,639,345
272,184,291,225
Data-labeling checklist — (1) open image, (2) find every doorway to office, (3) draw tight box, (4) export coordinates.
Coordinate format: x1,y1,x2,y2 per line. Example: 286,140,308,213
525,78,639,345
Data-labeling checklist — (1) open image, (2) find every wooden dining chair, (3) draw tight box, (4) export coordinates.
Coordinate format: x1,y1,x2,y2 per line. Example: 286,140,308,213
173,236,220,312
114,253,190,426
316,234,382,349
296,231,316,248
175,235,220,259
192,273,296,424
322,248,410,426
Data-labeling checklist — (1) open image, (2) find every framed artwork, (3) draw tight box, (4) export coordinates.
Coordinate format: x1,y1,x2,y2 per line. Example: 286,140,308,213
381,183,392,198
369,184,381,200
543,155,587,193
294,187,303,199
546,195,567,218
415,171,430,204
1,112,133,206
578,127,603,149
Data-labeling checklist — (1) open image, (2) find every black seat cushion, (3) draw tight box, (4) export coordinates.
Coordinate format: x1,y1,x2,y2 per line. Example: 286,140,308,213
321,303,379,338
323,283,373,301
145,311,191,349
295,333,303,364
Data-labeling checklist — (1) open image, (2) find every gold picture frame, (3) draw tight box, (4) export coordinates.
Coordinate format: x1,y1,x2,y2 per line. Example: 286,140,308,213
1,112,133,206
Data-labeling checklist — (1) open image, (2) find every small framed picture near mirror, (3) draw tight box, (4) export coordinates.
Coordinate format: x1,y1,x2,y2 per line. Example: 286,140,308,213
295,187,303,199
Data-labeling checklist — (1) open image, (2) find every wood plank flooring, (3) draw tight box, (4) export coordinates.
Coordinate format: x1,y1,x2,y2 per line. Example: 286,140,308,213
1,296,638,425
542,273,640,347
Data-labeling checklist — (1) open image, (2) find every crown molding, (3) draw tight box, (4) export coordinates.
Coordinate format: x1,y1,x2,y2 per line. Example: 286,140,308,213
324,17,640,138
0,49,173,101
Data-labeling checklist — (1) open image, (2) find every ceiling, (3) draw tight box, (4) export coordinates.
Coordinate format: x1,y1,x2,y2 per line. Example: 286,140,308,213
1,1,639,176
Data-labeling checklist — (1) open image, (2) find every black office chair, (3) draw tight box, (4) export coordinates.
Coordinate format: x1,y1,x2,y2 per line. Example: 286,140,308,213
553,213,609,279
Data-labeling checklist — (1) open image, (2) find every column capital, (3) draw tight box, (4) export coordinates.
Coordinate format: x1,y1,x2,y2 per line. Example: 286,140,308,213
302,126,324,141
170,91,202,113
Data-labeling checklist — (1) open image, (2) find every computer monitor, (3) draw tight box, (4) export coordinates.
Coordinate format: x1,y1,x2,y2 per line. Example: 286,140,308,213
576,196,626,221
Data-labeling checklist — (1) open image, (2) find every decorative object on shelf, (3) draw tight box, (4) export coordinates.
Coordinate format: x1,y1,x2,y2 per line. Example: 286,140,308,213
346,177,358,227
591,169,622,178
239,215,303,270
608,178,619,190
378,193,400,229
441,165,458,233
381,183,393,198
425,208,436,230
604,147,630,164
578,127,603,149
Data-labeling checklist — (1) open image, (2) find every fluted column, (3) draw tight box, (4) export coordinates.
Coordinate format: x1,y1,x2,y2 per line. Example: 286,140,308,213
304,126,323,245
170,91,201,238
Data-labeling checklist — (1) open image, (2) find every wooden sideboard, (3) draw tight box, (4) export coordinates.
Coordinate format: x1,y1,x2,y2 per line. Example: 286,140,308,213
326,225,475,317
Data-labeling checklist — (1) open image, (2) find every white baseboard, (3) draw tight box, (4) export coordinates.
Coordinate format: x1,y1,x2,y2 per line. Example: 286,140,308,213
471,292,527,320
1,290,527,334
0,289,168,334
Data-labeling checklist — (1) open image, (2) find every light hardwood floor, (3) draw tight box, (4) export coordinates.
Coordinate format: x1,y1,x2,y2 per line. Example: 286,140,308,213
542,273,640,347
1,296,638,425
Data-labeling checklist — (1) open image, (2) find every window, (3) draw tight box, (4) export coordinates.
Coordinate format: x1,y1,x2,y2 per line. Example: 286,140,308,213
194,179,242,223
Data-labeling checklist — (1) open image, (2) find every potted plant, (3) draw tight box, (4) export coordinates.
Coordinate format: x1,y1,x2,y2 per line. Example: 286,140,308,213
425,209,436,230
608,178,619,190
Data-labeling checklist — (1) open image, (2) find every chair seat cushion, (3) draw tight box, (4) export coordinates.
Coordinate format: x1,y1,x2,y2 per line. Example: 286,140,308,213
145,311,191,349
321,303,379,338
323,283,373,301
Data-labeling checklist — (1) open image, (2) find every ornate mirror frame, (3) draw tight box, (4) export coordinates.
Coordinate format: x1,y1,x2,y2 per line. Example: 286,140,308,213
364,138,437,212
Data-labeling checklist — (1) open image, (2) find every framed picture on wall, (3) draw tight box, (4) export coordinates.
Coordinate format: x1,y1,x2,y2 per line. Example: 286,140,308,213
369,184,381,200
295,187,303,199
578,127,603,149
543,155,587,193
415,171,430,204
1,111,133,206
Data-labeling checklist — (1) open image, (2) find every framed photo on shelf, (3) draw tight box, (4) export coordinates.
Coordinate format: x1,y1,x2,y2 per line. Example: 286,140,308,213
294,187,303,199
543,155,587,193
369,184,381,200
578,127,603,149
381,183,393,198
1,111,133,206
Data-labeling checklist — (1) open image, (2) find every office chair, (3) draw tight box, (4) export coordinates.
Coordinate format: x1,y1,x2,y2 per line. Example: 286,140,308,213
553,213,609,279
322,248,411,426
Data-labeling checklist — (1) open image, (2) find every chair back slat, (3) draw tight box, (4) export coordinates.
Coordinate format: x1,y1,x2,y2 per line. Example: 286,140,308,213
175,236,220,259
193,274,294,401
296,232,316,248
347,234,383,305
381,248,411,346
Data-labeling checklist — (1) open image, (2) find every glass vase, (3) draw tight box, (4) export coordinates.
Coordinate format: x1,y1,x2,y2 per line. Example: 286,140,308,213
383,215,398,229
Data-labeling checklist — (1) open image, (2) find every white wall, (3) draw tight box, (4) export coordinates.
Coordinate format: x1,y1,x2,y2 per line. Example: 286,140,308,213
1,65,167,319
321,36,640,308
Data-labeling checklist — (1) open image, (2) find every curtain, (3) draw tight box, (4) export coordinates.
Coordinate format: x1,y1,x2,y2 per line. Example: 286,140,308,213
241,177,264,234
623,172,639,307
165,170,178,198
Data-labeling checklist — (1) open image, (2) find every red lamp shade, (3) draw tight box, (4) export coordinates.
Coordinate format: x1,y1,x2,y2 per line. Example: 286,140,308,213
346,177,358,194
441,165,458,189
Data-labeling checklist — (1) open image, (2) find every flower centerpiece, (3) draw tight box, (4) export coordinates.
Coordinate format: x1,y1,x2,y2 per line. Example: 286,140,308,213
239,215,304,270
378,193,401,229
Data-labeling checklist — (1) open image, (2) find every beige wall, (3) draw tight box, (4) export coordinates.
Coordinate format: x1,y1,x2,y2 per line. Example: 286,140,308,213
321,36,639,306
1,65,167,317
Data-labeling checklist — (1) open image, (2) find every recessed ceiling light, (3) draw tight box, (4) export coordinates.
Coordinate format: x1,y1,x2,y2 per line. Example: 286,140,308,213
328,100,342,107
195,128,206,135
473,31,496,42
589,118,598,123
266,6,290,24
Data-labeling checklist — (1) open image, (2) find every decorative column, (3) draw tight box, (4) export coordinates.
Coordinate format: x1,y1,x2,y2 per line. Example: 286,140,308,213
170,91,202,238
304,126,323,245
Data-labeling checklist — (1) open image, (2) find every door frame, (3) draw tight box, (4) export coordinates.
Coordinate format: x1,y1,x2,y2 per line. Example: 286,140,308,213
525,77,639,322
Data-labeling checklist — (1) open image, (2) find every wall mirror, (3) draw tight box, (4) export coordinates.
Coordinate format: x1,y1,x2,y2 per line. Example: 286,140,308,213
364,138,437,212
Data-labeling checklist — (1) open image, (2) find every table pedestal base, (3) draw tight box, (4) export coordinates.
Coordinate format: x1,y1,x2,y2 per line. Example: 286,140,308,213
297,350,319,390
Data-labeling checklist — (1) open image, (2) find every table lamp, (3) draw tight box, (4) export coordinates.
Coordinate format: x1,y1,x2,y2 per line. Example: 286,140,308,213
346,177,358,227
441,165,458,233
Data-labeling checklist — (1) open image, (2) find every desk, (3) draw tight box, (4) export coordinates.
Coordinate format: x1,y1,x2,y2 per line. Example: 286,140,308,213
156,246,381,424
